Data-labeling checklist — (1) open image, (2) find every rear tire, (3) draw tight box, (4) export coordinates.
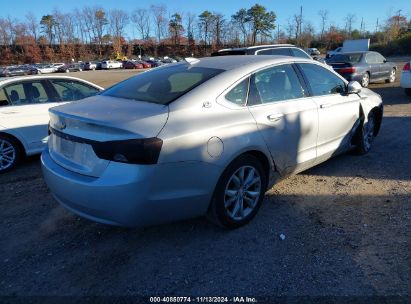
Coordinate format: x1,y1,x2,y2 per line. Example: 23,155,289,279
356,111,376,155
361,72,370,88
0,135,21,173
405,88,411,96
207,155,267,229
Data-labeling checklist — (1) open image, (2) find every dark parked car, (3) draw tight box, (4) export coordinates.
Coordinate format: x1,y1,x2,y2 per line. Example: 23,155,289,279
0,66,30,77
145,60,164,67
57,63,83,73
211,44,312,59
122,61,143,69
326,51,396,87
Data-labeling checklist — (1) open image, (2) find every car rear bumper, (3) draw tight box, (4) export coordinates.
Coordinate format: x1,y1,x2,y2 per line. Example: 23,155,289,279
41,148,221,227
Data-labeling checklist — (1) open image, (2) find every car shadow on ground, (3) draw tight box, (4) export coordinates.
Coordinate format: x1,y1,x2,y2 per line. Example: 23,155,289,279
2,190,409,296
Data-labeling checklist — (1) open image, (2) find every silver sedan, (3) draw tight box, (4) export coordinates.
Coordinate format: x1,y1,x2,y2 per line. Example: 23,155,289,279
41,56,383,228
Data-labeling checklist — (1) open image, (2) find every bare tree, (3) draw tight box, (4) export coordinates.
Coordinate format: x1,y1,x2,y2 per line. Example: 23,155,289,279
151,4,168,46
212,13,225,48
318,9,328,41
109,9,129,54
131,8,151,40
185,12,196,44
25,12,38,41
345,13,356,37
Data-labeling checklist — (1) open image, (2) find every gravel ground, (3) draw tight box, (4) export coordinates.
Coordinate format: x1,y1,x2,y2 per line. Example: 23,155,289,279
0,65,410,298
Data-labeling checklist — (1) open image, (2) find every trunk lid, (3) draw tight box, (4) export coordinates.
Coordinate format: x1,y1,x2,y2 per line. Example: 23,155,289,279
48,95,169,177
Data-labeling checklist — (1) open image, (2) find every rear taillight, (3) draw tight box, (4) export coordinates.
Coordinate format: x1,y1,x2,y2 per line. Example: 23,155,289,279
339,67,356,73
93,138,163,165
403,63,410,71
50,127,163,165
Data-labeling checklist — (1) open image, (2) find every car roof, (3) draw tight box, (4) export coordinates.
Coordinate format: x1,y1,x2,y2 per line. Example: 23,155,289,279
177,55,312,72
0,75,104,90
219,44,296,52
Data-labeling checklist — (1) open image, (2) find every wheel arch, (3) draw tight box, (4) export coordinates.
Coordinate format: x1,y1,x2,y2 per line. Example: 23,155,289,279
0,131,27,157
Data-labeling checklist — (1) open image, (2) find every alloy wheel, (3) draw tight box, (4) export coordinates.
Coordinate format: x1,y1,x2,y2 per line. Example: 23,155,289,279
363,114,375,151
0,138,16,172
224,165,262,221
361,73,369,87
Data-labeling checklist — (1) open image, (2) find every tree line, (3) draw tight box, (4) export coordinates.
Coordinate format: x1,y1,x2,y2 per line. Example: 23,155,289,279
0,4,409,64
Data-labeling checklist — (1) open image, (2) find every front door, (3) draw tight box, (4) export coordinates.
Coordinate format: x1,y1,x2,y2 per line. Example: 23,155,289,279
247,64,319,175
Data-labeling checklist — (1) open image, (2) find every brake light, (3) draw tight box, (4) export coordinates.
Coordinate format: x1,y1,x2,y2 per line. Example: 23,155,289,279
339,67,356,73
92,137,163,164
403,63,410,71
49,127,163,164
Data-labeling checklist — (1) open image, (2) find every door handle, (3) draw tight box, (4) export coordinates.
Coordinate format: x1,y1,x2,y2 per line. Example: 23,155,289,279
320,103,332,109
267,113,284,122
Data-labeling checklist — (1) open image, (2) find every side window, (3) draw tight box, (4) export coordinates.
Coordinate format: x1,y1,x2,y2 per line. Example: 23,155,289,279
4,82,50,105
299,63,346,96
375,53,385,64
225,78,249,106
0,89,9,106
291,48,311,59
366,53,380,64
50,80,100,101
248,64,306,105
4,83,26,105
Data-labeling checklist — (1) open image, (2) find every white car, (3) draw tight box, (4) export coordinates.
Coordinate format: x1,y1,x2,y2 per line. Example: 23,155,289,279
0,76,103,172
101,60,123,69
52,63,65,70
35,64,56,74
400,61,411,96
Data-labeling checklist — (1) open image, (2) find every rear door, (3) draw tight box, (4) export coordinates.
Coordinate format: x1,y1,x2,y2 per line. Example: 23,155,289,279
297,63,360,160
247,63,318,175
365,53,382,80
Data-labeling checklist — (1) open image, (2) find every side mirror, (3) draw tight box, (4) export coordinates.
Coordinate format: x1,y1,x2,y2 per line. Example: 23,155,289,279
347,81,362,94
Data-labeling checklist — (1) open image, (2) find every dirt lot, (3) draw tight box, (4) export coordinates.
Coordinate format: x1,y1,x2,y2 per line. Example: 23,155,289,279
0,64,410,298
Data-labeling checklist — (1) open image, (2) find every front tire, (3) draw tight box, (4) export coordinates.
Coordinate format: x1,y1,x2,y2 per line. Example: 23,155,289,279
208,155,267,229
405,88,411,96
0,135,21,173
356,111,376,155
361,72,370,88
385,68,396,83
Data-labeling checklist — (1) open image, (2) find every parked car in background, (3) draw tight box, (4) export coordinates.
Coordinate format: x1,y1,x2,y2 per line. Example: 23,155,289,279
400,61,411,96
57,63,83,73
52,63,65,70
0,76,103,173
122,61,143,69
211,44,312,59
145,59,164,68
326,51,396,87
84,61,97,71
305,48,320,56
101,60,123,69
137,60,151,68
0,66,30,77
42,56,383,228
326,47,343,59
30,64,56,74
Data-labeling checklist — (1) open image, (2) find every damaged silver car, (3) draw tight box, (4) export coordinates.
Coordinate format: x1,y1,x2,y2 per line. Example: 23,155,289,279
41,56,383,228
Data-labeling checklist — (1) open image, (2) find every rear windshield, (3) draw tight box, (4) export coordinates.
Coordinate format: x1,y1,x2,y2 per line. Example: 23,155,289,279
328,53,362,63
101,64,224,105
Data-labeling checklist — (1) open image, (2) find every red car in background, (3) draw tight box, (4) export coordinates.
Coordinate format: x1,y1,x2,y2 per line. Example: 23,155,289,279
138,61,151,68
122,61,143,69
